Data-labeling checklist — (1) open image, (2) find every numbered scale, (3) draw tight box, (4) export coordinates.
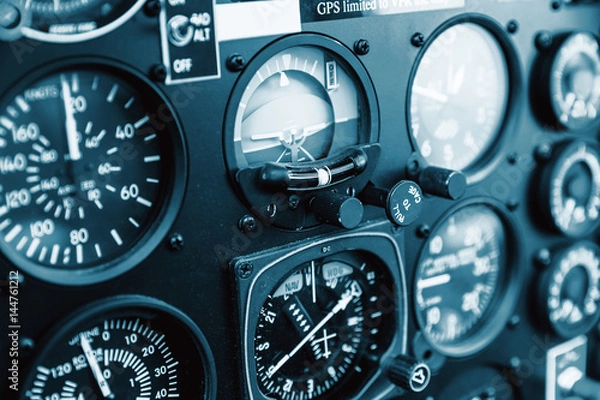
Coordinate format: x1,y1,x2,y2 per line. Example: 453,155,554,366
233,233,405,399
536,140,600,237
538,242,600,338
408,18,516,174
20,296,216,399
534,31,600,131
0,60,186,285
414,201,521,357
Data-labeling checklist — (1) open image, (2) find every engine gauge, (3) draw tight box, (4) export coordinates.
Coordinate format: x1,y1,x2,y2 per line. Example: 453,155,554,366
20,296,216,399
0,61,186,285
539,242,600,338
540,32,600,131
408,20,514,173
414,202,520,357
21,0,145,43
538,140,600,237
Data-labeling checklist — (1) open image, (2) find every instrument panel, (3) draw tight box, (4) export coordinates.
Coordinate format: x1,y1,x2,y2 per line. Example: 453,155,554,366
1,0,600,399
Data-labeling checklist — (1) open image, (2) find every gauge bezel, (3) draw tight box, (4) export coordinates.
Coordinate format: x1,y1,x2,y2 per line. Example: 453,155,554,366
20,295,217,399
231,229,406,400
537,139,600,238
406,14,523,184
412,197,522,358
550,32,600,131
0,57,188,286
21,0,146,44
223,32,380,181
532,31,600,132
538,242,600,338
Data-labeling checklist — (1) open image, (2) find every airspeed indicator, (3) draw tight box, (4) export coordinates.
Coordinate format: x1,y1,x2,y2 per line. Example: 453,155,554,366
0,62,186,285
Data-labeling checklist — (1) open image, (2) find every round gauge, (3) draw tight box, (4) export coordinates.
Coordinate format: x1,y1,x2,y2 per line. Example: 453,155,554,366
253,253,395,399
20,296,216,399
547,32,600,131
228,35,377,169
224,34,379,230
408,20,512,173
414,202,519,357
20,0,145,43
539,140,600,237
539,242,600,338
0,61,186,285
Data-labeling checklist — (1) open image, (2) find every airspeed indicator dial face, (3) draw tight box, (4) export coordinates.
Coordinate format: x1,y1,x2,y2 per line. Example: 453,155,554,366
409,22,510,172
0,64,185,285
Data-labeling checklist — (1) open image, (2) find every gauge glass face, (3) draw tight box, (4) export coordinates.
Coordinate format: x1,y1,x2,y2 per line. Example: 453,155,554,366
0,66,182,284
550,32,600,130
415,205,508,355
233,45,369,168
22,0,144,42
21,298,212,399
253,254,395,399
547,141,600,237
545,243,600,337
409,22,510,171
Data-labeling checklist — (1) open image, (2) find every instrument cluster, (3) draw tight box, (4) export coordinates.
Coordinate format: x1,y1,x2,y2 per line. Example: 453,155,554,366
1,0,600,399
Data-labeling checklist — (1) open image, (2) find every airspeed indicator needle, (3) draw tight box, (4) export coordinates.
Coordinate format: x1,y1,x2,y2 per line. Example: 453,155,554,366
61,74,82,161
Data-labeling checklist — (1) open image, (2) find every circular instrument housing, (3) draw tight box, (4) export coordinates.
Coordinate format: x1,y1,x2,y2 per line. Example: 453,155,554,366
413,199,521,357
538,242,600,338
20,295,217,399
407,16,520,181
0,59,186,285
534,31,600,131
224,34,379,230
537,140,600,238
21,0,145,43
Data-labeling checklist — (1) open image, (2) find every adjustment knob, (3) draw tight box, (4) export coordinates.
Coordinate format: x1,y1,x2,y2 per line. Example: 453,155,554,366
385,354,431,393
418,166,466,200
0,0,27,41
310,192,364,229
558,366,600,400
360,181,423,226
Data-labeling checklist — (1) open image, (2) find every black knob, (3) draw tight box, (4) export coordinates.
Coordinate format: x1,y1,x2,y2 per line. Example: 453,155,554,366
418,166,466,200
310,192,364,229
361,181,423,226
386,354,431,393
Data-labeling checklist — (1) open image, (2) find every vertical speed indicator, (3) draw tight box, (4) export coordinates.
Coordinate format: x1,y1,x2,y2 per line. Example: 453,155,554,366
0,61,186,285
